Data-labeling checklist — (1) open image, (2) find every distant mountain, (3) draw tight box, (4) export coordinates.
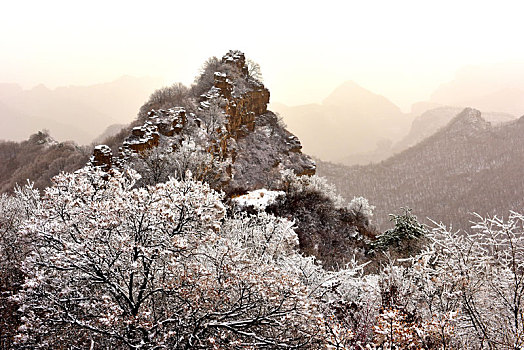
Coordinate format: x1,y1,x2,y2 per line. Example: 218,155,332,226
337,105,516,166
0,131,90,193
429,63,524,116
92,123,127,145
0,76,163,144
392,106,516,153
317,108,524,232
272,81,412,162
322,81,402,115
0,100,93,143
0,83,23,98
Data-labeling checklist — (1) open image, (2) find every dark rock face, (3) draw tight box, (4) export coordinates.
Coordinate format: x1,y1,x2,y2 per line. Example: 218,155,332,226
120,108,187,155
90,51,315,192
90,145,112,172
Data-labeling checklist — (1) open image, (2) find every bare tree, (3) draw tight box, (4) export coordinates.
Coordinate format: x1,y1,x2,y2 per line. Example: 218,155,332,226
191,56,222,98
247,58,263,82
199,98,226,135
137,83,192,122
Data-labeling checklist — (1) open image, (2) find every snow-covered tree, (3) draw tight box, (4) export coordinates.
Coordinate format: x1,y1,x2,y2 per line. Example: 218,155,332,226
269,170,375,269
278,169,345,208
0,181,40,348
0,182,40,266
349,196,375,225
422,211,524,348
15,167,328,348
370,211,524,349
129,139,228,189
15,167,224,347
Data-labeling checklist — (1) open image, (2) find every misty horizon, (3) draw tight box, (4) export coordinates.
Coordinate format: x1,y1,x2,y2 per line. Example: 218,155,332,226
3,0,524,113
4,61,524,115
2,63,524,167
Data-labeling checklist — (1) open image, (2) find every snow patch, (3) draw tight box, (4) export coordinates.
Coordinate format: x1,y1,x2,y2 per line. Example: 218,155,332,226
232,189,284,210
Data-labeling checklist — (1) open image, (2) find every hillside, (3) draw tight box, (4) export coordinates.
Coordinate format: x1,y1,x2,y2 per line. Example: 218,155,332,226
391,106,517,153
337,105,516,166
0,131,90,193
272,81,412,162
317,108,524,231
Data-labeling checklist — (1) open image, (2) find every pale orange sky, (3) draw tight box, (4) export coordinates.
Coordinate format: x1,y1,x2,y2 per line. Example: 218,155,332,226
2,0,524,112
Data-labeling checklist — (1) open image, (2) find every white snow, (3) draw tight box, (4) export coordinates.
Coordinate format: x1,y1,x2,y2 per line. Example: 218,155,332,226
94,145,111,154
232,189,284,210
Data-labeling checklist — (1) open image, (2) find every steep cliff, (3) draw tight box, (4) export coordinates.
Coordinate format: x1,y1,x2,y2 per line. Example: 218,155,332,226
91,50,315,193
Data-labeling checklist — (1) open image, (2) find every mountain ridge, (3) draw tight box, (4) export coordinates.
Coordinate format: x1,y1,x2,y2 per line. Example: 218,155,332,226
272,80,411,161
0,76,164,144
317,107,524,232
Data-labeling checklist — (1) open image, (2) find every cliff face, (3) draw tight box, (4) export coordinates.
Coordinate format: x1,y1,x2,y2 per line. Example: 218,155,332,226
90,145,112,172
91,50,315,192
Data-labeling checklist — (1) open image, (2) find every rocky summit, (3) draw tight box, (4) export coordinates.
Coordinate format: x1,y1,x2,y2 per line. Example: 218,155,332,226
90,50,315,193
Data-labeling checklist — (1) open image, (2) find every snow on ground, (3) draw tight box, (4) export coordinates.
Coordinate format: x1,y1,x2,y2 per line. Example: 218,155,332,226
232,189,284,210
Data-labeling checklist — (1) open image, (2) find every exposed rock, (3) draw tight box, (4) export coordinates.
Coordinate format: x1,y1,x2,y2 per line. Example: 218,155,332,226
125,125,159,153
222,50,249,77
90,145,112,172
150,108,187,136
211,52,270,139
90,50,314,193
444,108,491,138
116,108,188,158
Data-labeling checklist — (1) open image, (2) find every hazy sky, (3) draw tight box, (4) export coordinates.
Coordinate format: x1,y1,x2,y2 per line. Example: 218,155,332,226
2,0,524,111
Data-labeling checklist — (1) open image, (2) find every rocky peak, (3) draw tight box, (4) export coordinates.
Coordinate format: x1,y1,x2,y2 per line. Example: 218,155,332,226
221,50,249,77
445,108,491,136
90,51,314,192
90,145,112,172
209,51,270,139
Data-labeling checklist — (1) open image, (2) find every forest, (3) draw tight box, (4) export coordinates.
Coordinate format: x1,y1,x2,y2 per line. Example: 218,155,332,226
317,108,524,232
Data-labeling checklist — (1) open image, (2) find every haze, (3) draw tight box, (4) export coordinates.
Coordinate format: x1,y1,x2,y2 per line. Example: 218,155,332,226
2,0,524,112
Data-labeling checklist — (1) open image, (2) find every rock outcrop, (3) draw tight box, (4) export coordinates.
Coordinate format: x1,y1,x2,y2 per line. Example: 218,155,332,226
90,50,315,192
90,145,112,172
